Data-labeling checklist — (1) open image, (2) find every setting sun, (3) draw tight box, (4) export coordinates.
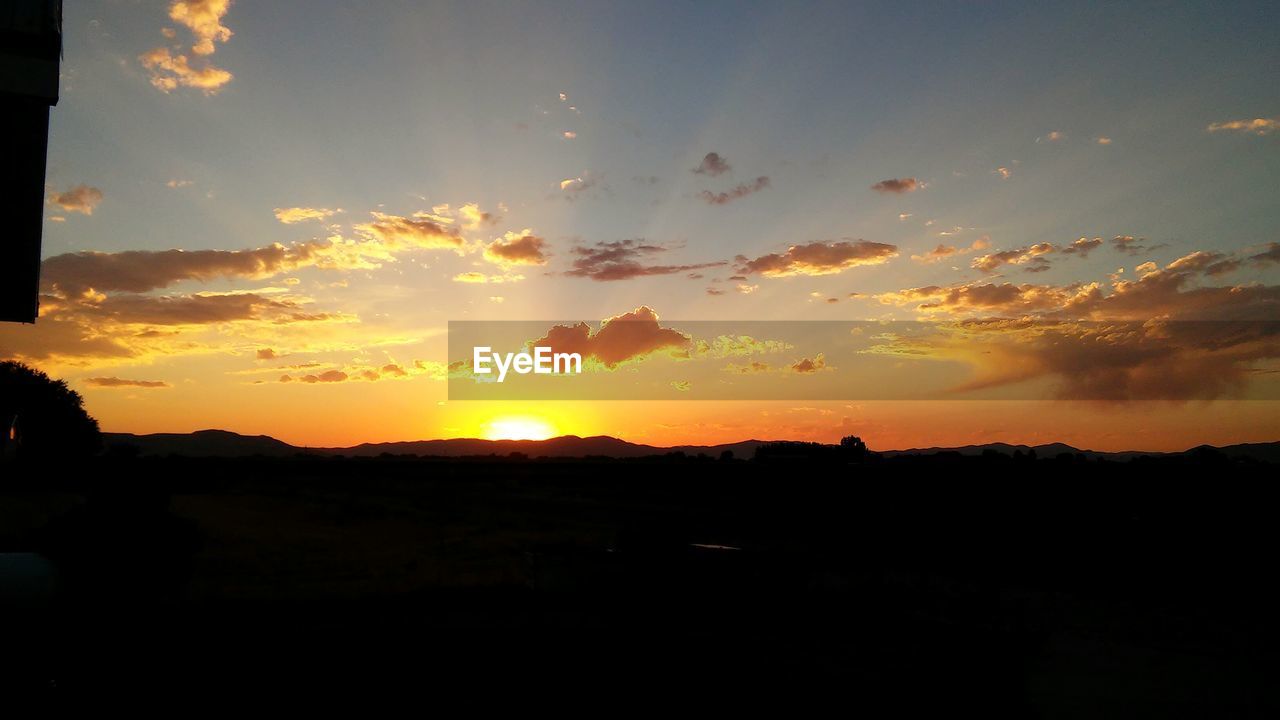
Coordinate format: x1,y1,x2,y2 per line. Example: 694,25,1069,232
483,416,558,441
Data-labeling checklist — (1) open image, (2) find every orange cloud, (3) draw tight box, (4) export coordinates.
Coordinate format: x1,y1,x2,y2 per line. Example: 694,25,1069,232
48,185,103,215
736,240,898,277
484,231,548,266
971,243,1056,273
275,207,341,224
355,212,465,251
139,1,234,93
1207,117,1279,135
528,306,691,368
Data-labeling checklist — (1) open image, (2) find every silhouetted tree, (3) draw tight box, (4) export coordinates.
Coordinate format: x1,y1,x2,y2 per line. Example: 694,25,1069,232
0,360,101,459
840,435,868,459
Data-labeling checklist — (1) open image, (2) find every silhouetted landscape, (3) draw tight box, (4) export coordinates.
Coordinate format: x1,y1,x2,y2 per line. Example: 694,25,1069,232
4,428,1279,711
4,0,1280,711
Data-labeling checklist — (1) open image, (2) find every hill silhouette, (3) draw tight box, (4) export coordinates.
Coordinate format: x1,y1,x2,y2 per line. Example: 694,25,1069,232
101,428,1280,463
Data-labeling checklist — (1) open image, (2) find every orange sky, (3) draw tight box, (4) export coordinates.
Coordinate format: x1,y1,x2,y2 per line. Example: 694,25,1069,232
3,1,1279,451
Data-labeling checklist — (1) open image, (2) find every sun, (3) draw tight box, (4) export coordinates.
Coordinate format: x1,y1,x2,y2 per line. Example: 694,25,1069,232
483,416,558,441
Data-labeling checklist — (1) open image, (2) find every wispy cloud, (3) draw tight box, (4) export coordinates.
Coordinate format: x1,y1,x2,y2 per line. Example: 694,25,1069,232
1206,117,1279,135
698,176,770,205
566,240,724,281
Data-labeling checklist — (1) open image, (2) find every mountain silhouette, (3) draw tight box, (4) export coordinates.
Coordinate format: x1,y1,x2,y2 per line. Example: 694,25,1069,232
101,429,1280,463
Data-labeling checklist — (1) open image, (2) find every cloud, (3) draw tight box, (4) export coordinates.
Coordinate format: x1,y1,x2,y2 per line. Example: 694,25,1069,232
735,240,898,277
911,237,991,264
872,318,1277,400
879,248,1280,322
456,203,498,229
1166,250,1241,277
724,352,828,375
79,292,340,326
483,231,548,266
139,47,233,93
167,179,195,189
1096,137,1113,145
558,176,598,199
452,271,525,284
1250,242,1280,267
291,370,348,384
1060,237,1103,257
48,185,103,215
1206,117,1279,136
354,212,464,251
1110,235,1164,255
1039,131,1065,142
84,377,171,389
870,178,919,194
693,152,731,176
275,207,341,224
790,354,828,373
169,0,233,56
971,243,1056,273
40,243,347,296
140,1,234,92
256,348,277,360
527,306,691,368
566,240,724,281
698,176,770,205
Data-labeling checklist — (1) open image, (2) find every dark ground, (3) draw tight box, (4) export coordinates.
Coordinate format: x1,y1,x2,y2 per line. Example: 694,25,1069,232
1,450,1277,713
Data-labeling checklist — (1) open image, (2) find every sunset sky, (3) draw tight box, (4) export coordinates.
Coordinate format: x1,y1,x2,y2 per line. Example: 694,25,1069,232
2,0,1278,450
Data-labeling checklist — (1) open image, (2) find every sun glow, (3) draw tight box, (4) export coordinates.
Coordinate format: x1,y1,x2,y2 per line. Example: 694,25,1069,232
483,416,558,441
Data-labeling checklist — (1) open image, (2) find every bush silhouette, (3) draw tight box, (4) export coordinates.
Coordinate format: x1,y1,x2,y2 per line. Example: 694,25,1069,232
0,360,101,459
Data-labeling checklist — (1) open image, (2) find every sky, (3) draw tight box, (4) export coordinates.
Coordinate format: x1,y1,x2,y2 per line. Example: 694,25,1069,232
2,0,1278,450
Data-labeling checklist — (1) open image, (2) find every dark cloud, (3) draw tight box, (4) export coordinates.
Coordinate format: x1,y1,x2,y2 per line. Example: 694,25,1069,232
790,354,828,373
870,178,919,194
1250,242,1280,267
1166,251,1241,277
566,240,724,281
83,377,170,389
698,176,770,205
693,152,731,176
1110,235,1166,256
42,244,320,296
1060,237,1103,257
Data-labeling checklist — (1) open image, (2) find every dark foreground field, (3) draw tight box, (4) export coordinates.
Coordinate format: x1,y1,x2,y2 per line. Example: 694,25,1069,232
1,450,1277,713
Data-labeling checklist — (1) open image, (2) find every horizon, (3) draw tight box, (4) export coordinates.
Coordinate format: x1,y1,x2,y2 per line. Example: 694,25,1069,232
102,425,1276,456
1,1,1277,452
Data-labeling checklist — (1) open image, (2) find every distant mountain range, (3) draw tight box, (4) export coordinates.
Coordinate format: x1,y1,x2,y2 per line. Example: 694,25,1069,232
100,429,1280,464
